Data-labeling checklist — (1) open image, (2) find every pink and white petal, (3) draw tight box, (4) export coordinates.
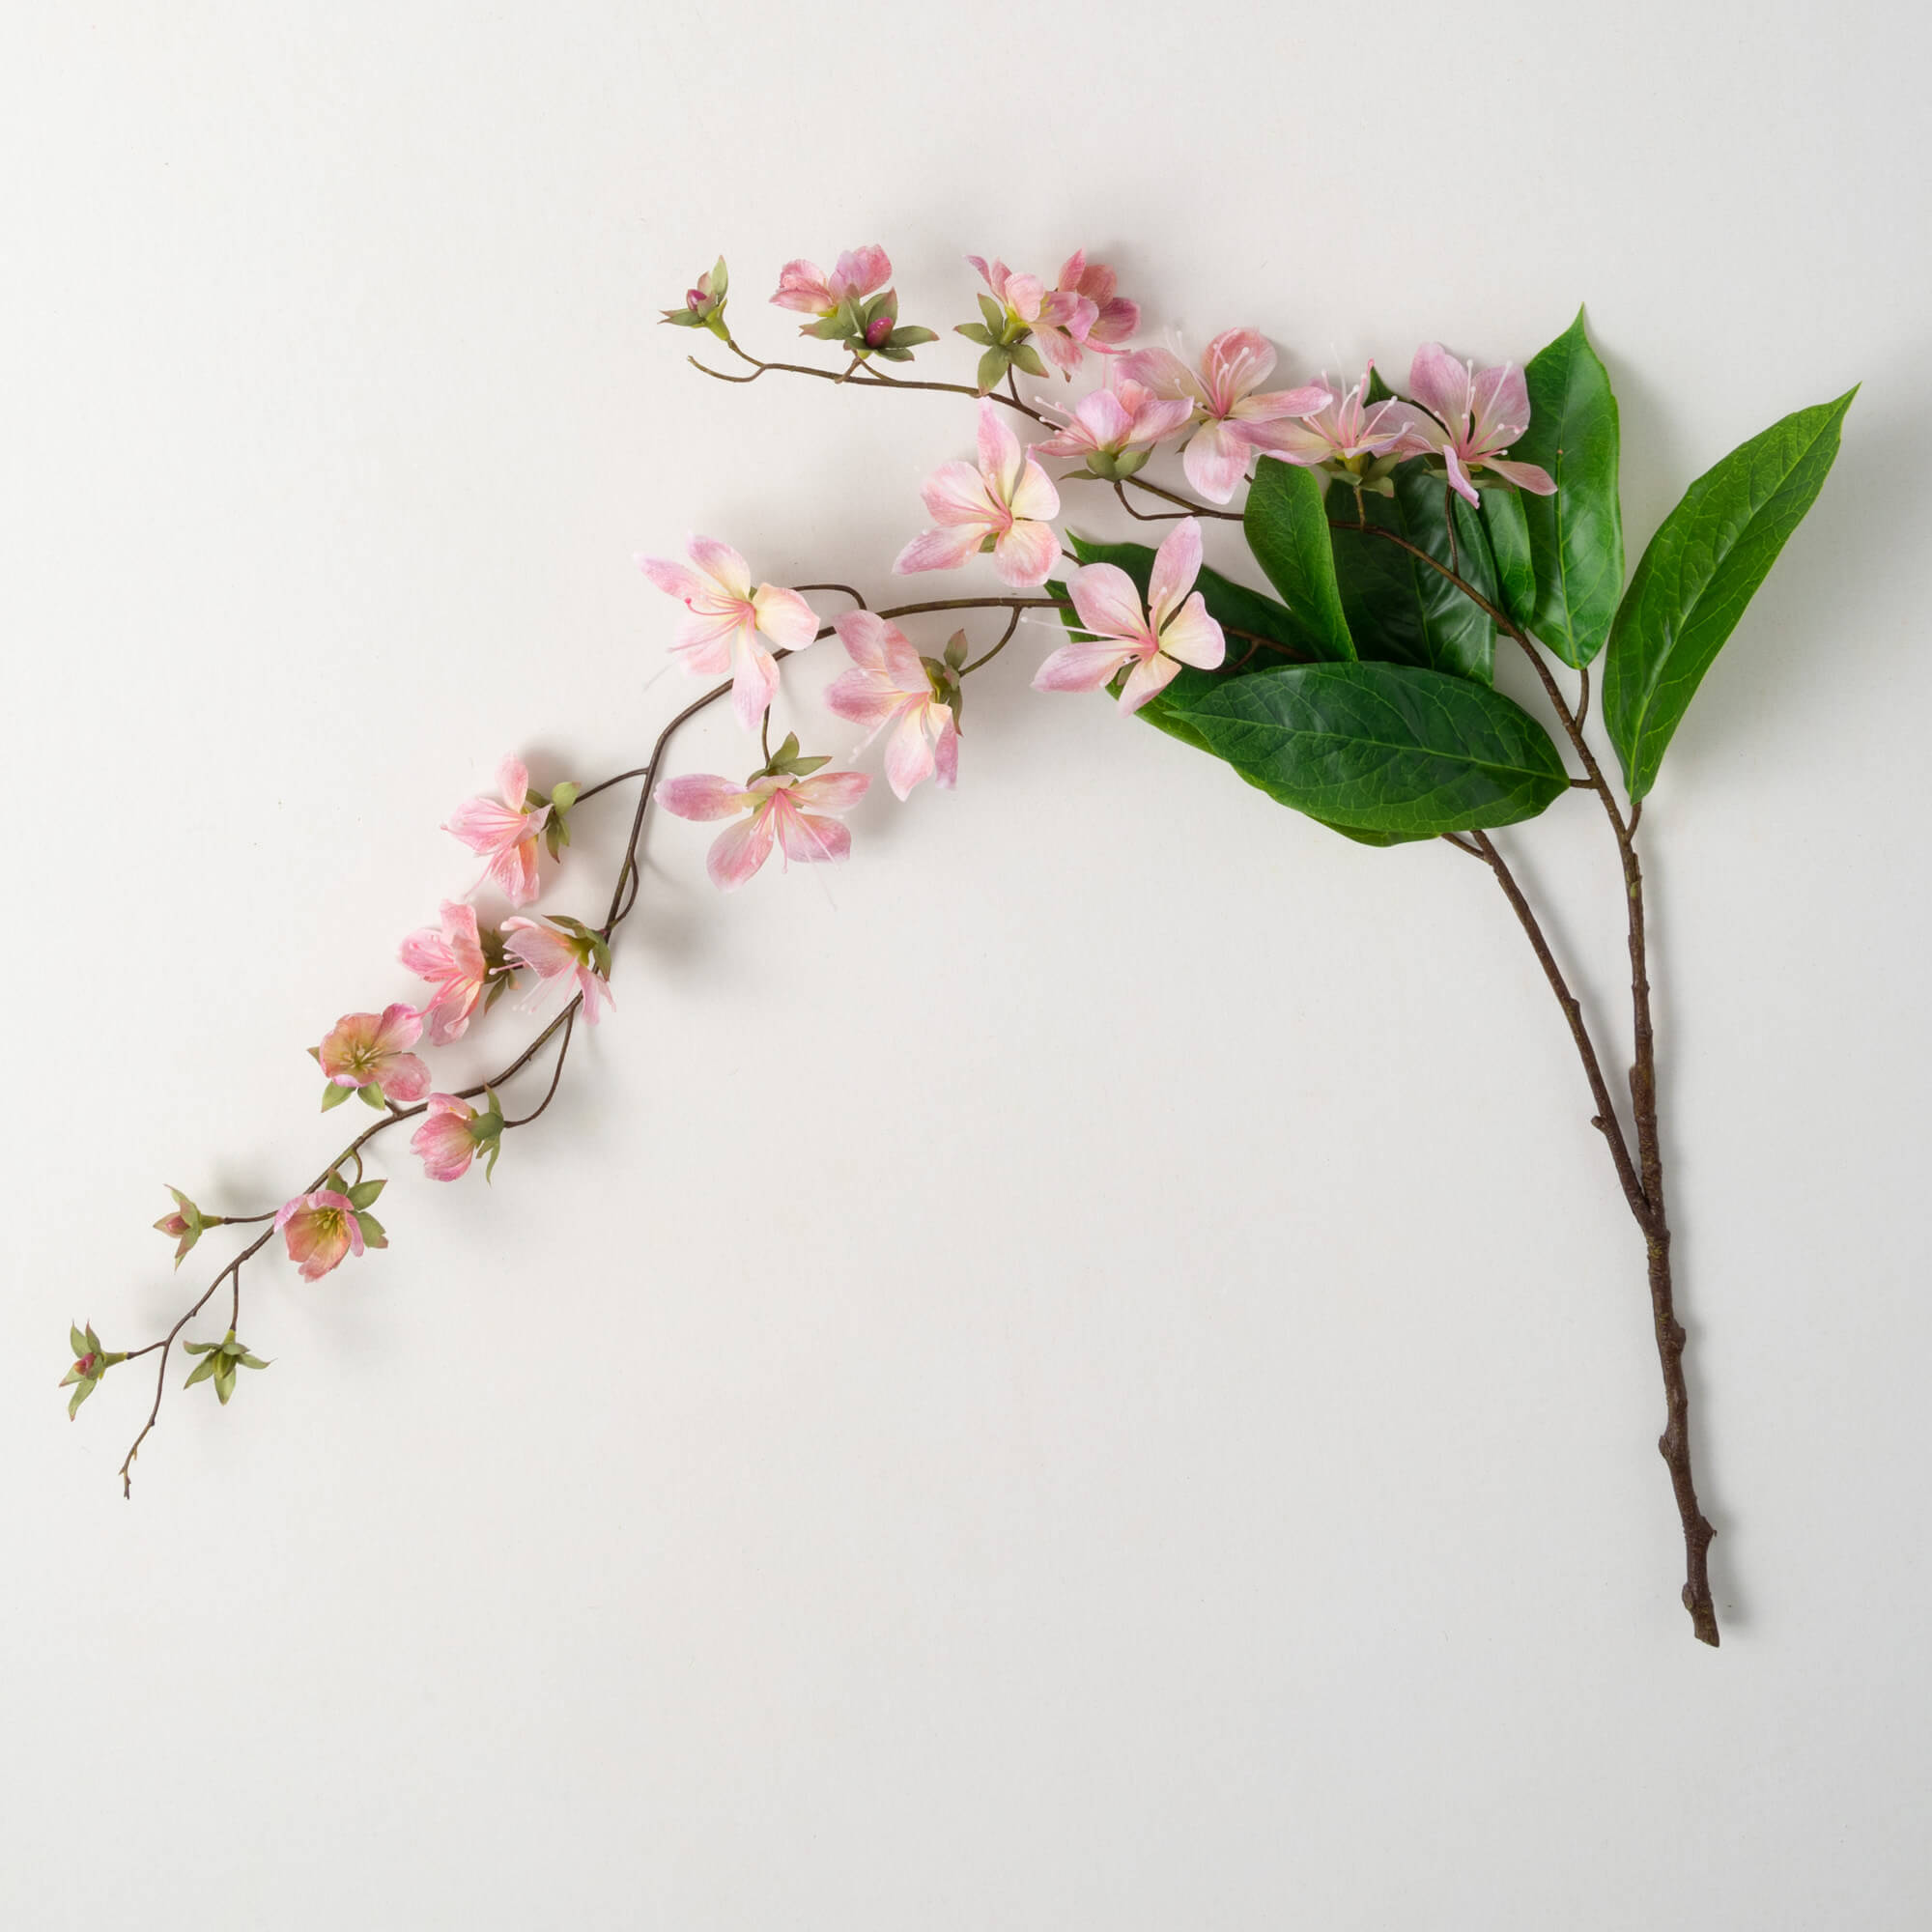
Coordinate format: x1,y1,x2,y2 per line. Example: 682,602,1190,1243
1472,361,1531,442
824,669,903,732
878,626,929,694
921,460,1001,526
975,399,1023,496
371,1003,426,1054
669,603,748,669
1441,445,1483,506
1232,383,1332,425
1033,637,1138,694
1202,328,1276,409
727,636,781,732
659,774,753,821
1484,456,1558,496
833,609,891,671
1407,343,1474,433
685,535,753,600
894,526,985,576
496,756,530,809
1180,419,1252,504
1244,419,1337,463
1128,396,1196,445
488,838,542,907
576,967,612,1024
789,768,870,812
1156,593,1226,669
992,517,1060,588
1001,273,1045,324
1079,389,1134,447
835,244,892,298
1089,295,1139,344
501,917,577,976
1147,518,1203,629
778,809,853,867
398,928,452,978
752,582,818,650
1068,560,1149,640
1118,651,1183,715
444,795,527,854
382,1052,433,1105
637,555,704,602
1006,454,1061,525
1117,346,1201,403
931,712,959,788
1034,323,1085,374
882,710,938,801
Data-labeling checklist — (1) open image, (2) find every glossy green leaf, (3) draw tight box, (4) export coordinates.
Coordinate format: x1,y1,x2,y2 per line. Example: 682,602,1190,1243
1163,662,1568,835
1480,485,1535,627
1604,388,1855,799
1326,466,1496,682
1512,309,1624,668
1242,461,1354,662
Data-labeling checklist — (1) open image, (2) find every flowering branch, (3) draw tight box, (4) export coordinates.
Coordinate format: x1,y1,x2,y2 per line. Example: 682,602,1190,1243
74,241,1856,1653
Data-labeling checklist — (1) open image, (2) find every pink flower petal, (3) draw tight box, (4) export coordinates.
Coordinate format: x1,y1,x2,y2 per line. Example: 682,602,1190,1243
1407,344,1474,434
921,460,1000,527
1202,328,1276,411
685,536,753,599
1485,456,1557,495
1156,593,1225,670
895,526,985,576
976,399,1023,497
707,810,776,891
1118,652,1182,715
1147,519,1203,630
660,774,752,820
1180,419,1251,504
774,803,852,867
1005,454,1061,525
992,519,1059,588
1033,637,1138,694
1117,346,1201,404
789,769,870,812
1068,560,1150,642
883,710,938,801
752,583,818,650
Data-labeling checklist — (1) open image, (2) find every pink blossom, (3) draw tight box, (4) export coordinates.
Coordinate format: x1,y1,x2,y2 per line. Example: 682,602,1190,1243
1034,517,1225,715
770,245,893,318
638,537,818,733
274,1190,368,1283
411,1093,504,1183
313,1004,431,1105
501,915,613,1024
1387,345,1558,505
895,400,1061,587
1251,365,1410,471
968,254,1094,375
660,768,870,891
1035,377,1194,479
827,612,960,800
442,755,550,907
1053,251,1139,353
1118,329,1329,504
399,900,491,1045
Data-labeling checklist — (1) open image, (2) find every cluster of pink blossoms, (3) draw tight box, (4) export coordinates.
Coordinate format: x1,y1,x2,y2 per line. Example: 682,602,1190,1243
635,243,1555,891
153,245,1561,1303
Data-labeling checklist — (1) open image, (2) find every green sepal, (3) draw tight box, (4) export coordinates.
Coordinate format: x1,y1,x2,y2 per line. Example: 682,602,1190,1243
354,1209,387,1250
356,1083,386,1112
214,1366,237,1405
70,1322,89,1358
183,1338,219,1355
953,323,995,347
68,1378,96,1419
1009,342,1047,380
347,1178,385,1211
976,346,1011,392
887,326,937,350
184,1352,219,1388
321,1081,352,1113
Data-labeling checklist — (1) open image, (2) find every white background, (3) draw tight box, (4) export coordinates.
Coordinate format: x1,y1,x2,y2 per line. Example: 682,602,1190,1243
5,3,1929,1924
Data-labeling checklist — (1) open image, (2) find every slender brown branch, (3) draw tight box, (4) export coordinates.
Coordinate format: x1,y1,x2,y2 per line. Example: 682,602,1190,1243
689,336,1047,422
958,606,1024,677
502,1009,577,1128
1121,472,1243,521
1466,832,1648,1223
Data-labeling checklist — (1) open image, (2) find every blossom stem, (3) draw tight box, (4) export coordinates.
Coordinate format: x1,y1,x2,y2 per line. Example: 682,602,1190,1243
957,606,1024,677
690,334,1048,423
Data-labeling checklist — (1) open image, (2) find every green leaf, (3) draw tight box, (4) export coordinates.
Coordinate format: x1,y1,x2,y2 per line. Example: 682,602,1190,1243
977,293,1006,333
1512,309,1625,668
1162,661,1570,835
1480,485,1535,626
1604,388,1855,799
347,1178,385,1210
321,1081,352,1113
68,1379,95,1419
1364,365,1397,406
355,1210,387,1249
356,1084,385,1112
185,1353,218,1388
954,323,994,347
183,1339,218,1354
1242,461,1355,662
975,346,1009,392
1326,466,1497,682
214,1366,236,1405
1009,342,1047,380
